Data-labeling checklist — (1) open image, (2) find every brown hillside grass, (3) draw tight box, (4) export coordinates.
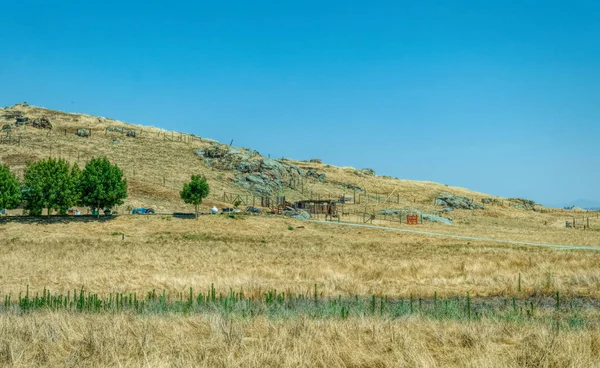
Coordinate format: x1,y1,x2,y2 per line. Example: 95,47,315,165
1,105,596,230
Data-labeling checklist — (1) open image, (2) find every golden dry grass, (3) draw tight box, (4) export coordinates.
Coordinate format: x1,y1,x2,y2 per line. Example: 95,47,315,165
2,104,600,366
1,216,599,299
1,312,599,367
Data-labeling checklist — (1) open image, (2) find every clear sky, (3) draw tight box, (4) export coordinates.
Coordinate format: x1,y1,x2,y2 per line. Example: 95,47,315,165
1,1,598,206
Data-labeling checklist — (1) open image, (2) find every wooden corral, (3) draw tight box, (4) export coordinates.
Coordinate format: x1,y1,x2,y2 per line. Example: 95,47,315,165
294,199,339,219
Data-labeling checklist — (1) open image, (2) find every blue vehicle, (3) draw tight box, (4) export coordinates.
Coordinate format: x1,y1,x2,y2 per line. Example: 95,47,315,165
132,207,155,215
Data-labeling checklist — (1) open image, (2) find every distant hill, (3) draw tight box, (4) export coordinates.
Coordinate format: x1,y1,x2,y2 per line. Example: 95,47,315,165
563,199,600,211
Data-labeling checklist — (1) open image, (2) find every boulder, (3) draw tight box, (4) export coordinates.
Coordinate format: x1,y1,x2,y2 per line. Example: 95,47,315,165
422,214,453,225
434,193,483,210
361,168,376,176
32,117,52,130
203,145,230,158
76,129,90,137
508,198,536,211
306,169,326,182
283,209,311,220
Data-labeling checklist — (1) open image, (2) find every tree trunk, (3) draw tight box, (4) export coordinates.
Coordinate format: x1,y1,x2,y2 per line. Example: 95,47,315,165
97,203,100,219
195,204,198,219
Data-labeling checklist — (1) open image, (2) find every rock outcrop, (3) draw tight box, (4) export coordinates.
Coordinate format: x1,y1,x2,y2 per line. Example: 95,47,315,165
508,198,536,211
434,193,483,210
195,144,307,196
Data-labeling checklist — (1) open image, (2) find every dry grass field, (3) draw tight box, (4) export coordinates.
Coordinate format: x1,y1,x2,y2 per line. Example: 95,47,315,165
1,104,600,366
2,312,600,367
1,216,600,298
0,216,599,367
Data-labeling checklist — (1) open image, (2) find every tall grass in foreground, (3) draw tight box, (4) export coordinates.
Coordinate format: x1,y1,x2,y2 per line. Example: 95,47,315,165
2,285,598,329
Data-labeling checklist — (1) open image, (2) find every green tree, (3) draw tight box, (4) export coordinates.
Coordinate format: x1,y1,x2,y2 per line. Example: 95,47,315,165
180,175,210,218
23,158,79,216
0,164,21,211
79,157,128,217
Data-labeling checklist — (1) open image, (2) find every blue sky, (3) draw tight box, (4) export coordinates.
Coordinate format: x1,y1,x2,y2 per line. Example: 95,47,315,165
1,1,598,206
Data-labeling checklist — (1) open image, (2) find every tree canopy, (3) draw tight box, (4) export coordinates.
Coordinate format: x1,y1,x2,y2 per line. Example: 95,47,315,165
180,175,210,218
0,164,21,210
22,158,79,216
79,157,127,215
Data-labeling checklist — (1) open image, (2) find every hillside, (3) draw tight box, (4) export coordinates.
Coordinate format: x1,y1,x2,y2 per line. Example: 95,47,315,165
2,103,600,367
0,103,596,235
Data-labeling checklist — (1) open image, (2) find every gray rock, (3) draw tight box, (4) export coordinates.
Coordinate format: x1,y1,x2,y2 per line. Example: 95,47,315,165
422,214,453,225
306,168,326,181
76,129,90,137
246,175,264,185
283,209,311,220
361,168,376,176
435,193,483,210
203,145,229,158
196,144,306,196
236,161,258,173
508,198,536,211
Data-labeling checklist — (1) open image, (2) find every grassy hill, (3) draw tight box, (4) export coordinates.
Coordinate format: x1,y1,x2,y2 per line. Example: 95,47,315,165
1,103,596,235
0,103,504,207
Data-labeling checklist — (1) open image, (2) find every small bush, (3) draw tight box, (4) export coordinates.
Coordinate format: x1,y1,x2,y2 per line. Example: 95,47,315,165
288,226,294,231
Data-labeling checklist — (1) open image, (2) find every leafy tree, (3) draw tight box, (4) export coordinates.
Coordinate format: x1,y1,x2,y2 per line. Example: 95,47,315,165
180,175,210,218
0,164,21,211
79,157,127,217
23,158,79,216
